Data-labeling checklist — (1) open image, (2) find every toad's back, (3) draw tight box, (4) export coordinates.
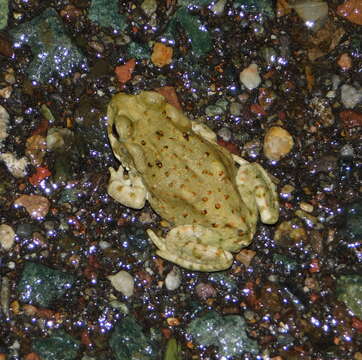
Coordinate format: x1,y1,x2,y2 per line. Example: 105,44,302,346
129,110,250,239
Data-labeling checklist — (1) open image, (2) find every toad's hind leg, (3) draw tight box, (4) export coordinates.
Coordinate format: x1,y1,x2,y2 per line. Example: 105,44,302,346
233,155,279,225
147,225,233,272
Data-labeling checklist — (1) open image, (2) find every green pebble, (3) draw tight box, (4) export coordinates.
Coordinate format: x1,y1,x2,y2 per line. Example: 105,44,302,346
10,8,87,83
17,262,75,308
336,275,362,319
109,315,157,360
32,329,80,360
89,0,127,31
187,311,259,357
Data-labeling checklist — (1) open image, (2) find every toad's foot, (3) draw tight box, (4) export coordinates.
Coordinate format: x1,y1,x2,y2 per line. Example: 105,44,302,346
233,155,279,225
108,166,147,209
147,225,234,272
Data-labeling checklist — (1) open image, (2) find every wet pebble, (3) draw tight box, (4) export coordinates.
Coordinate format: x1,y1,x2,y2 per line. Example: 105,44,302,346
107,270,134,297
0,153,29,178
16,223,35,238
0,105,9,144
310,97,334,126
25,135,47,166
165,267,182,291
151,43,173,67
274,220,308,248
14,195,50,219
341,84,362,109
195,282,217,300
0,223,15,251
337,0,362,25
0,276,10,317
293,0,328,31
340,110,362,128
337,53,352,70
239,63,261,90
230,102,242,116
263,126,293,161
235,249,256,267
46,127,74,151
340,144,354,157
217,127,232,142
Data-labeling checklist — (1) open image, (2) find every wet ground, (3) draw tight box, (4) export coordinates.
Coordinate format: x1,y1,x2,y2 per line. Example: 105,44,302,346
0,0,361,359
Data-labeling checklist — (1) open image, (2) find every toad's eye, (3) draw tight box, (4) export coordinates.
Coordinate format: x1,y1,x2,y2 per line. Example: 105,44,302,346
112,116,134,140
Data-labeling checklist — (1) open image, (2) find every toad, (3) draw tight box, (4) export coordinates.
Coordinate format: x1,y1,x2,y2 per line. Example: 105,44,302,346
107,91,279,271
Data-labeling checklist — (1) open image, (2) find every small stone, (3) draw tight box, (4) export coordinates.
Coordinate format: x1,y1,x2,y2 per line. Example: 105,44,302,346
165,267,182,291
0,152,29,178
107,270,134,297
340,144,354,157
310,97,334,127
340,110,362,128
293,0,328,31
14,194,50,220
341,84,362,109
230,102,242,116
0,224,15,251
211,0,227,15
263,126,294,161
0,86,11,98
151,42,173,67
25,135,47,166
274,220,308,248
235,249,256,267
1,276,10,316
195,282,217,300
337,0,362,25
46,127,74,151
239,63,261,90
115,59,136,84
300,202,314,213
217,127,232,142
337,53,352,70
0,104,9,144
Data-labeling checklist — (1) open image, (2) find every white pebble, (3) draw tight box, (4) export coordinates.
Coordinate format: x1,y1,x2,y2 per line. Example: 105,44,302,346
0,105,9,145
0,152,29,178
107,270,134,297
165,267,182,291
263,126,294,161
293,0,328,30
340,144,354,157
46,127,74,151
0,224,15,251
98,240,111,250
217,127,232,142
239,63,261,90
341,84,362,109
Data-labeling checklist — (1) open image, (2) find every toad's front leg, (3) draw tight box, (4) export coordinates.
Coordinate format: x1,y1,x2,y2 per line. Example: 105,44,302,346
108,166,147,209
147,225,234,272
